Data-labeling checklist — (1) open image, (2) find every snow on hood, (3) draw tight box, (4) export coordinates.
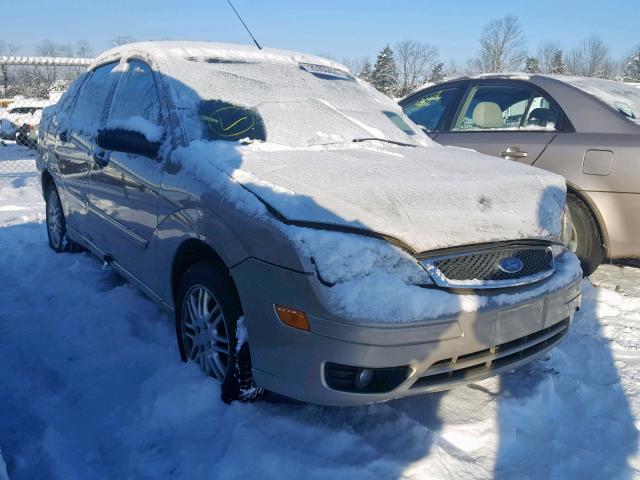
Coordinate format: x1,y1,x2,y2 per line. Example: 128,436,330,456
214,142,566,253
173,140,578,323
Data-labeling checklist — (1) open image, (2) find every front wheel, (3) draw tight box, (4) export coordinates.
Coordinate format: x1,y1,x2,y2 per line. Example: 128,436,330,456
175,261,263,403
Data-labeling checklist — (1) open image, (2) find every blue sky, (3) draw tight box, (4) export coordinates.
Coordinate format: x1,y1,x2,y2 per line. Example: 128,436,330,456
4,0,638,63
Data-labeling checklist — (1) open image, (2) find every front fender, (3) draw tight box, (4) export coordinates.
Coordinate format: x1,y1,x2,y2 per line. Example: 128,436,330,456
156,206,250,305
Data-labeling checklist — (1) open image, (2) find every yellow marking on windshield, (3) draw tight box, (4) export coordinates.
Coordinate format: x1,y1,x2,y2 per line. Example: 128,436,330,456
221,116,248,131
200,107,256,137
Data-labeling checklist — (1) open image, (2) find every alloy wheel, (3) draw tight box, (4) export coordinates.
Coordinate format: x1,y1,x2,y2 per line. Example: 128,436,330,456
181,285,230,381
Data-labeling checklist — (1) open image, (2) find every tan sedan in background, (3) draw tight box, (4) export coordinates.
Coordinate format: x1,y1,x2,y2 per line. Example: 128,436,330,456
400,74,640,276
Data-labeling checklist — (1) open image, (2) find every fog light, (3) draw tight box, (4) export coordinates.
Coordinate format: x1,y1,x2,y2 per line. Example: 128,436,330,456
324,363,410,393
354,368,375,390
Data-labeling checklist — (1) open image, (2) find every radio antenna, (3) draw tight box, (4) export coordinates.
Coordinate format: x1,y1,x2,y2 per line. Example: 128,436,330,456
226,0,262,50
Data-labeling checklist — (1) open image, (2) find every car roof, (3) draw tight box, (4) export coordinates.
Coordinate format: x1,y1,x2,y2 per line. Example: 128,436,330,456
90,40,348,73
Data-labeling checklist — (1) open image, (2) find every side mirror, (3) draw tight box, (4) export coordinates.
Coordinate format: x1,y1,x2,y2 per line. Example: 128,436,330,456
96,128,161,158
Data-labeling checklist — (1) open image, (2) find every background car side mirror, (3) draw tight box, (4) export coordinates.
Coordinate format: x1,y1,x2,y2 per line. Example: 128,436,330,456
96,128,161,158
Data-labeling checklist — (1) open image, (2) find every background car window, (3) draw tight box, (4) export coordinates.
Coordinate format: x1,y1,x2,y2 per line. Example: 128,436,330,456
403,88,459,132
72,62,118,132
108,60,162,126
452,85,559,132
522,96,561,130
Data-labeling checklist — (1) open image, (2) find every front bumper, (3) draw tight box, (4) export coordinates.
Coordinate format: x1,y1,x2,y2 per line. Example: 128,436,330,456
232,258,582,406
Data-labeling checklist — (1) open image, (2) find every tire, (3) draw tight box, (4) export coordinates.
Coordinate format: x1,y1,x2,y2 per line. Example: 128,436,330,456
45,184,81,253
567,193,604,277
175,261,264,403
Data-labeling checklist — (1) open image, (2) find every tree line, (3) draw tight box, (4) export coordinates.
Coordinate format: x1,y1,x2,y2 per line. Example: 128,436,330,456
342,15,640,97
0,37,132,98
1,23,640,100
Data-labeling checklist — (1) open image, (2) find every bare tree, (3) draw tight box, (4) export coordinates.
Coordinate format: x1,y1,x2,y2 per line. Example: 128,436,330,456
75,40,93,58
0,41,20,97
470,15,526,73
537,41,563,74
446,59,463,78
394,40,439,95
566,35,615,78
111,36,136,47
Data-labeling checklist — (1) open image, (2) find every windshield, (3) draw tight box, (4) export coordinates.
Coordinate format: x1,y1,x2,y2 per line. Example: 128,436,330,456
566,78,640,125
165,57,428,147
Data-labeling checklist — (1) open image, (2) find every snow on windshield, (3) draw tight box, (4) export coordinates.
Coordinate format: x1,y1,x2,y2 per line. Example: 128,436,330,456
163,57,430,147
565,77,640,125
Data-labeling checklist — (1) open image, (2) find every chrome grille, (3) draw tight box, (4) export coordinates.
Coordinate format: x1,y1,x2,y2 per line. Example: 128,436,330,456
420,245,555,289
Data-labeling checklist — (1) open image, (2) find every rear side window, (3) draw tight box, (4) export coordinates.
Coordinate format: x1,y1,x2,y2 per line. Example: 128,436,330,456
452,84,560,132
402,88,459,132
72,62,119,133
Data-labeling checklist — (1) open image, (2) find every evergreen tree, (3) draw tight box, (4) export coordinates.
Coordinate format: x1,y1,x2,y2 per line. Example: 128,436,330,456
550,50,567,75
358,60,373,83
371,45,398,96
524,56,541,73
624,47,640,81
428,62,446,82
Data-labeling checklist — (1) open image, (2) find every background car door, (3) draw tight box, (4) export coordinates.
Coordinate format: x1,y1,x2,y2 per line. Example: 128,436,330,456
434,82,563,165
87,59,165,289
54,63,118,231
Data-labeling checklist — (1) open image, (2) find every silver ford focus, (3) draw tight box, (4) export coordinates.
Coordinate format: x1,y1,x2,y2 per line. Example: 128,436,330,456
37,42,582,406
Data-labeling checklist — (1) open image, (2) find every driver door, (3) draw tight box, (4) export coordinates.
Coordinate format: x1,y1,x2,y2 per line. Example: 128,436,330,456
87,59,166,290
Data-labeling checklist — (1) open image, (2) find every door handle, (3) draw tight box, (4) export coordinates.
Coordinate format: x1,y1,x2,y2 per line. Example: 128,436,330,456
93,149,111,168
58,130,68,142
500,146,528,159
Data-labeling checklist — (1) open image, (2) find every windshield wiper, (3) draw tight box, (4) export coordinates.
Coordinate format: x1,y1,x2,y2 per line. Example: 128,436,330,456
352,137,416,147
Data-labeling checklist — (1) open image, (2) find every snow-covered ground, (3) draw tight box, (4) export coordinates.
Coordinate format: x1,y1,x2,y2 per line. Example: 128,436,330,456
0,142,38,184
1,167,639,479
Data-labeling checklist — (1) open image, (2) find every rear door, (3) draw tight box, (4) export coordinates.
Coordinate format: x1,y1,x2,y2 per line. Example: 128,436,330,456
54,62,119,231
434,81,565,165
87,59,166,287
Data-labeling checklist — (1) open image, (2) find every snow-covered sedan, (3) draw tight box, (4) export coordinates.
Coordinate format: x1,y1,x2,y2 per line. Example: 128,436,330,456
37,42,582,406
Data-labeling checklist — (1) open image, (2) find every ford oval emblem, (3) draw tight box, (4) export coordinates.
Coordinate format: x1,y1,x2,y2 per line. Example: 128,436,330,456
498,256,524,274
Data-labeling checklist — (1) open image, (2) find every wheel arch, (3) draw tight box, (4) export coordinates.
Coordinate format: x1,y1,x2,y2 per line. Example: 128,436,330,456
565,183,609,257
170,237,242,306
41,169,55,197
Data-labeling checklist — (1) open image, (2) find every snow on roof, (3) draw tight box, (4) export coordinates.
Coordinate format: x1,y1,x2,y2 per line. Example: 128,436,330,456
92,41,349,72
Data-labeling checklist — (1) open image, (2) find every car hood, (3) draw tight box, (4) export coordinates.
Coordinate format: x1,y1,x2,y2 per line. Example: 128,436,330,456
219,143,567,254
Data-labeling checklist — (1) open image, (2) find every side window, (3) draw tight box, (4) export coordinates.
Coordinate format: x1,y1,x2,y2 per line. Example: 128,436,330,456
108,60,162,127
522,96,561,130
403,88,459,132
56,73,87,116
452,85,560,132
72,62,118,132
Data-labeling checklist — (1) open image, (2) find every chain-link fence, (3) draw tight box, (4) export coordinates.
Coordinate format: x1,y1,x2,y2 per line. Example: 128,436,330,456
0,56,92,184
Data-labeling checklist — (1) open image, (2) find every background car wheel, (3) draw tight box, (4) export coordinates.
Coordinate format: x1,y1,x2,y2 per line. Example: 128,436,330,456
567,193,604,277
45,185,81,253
175,261,264,403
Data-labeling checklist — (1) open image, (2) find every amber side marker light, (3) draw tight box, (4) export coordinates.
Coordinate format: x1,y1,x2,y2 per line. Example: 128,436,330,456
275,305,310,331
